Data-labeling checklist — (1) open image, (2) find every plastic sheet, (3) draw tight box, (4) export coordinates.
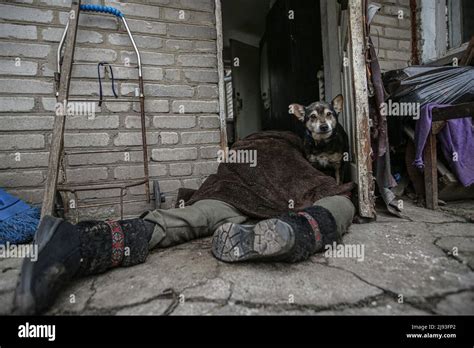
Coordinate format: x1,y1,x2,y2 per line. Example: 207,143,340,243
384,66,474,107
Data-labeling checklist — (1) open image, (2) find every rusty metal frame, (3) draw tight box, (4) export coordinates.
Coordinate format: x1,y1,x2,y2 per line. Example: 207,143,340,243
57,179,147,222
44,0,151,220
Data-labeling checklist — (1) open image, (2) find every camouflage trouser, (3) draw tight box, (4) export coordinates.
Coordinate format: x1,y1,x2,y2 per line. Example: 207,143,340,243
143,196,355,250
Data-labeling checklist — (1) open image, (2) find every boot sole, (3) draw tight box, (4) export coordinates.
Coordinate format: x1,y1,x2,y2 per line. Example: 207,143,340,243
13,216,63,315
211,219,294,262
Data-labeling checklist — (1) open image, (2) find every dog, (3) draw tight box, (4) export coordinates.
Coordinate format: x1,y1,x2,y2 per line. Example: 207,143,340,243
289,94,349,185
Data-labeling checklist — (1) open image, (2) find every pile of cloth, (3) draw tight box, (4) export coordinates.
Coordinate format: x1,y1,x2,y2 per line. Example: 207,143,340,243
414,103,474,187
384,66,474,188
178,130,355,219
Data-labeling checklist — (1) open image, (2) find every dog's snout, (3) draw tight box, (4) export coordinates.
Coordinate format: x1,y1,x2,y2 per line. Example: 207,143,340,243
320,124,329,132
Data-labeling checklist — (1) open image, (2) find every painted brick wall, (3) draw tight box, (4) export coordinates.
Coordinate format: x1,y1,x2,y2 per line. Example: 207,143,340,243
0,0,220,219
370,0,413,72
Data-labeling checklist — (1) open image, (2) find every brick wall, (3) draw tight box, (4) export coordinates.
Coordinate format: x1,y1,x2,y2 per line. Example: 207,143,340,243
370,0,413,72
0,0,220,219
0,0,417,219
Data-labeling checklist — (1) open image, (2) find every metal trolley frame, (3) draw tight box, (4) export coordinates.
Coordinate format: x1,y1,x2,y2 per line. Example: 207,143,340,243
41,1,162,222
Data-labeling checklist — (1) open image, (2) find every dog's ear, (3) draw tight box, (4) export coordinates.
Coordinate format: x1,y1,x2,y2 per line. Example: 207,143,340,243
331,95,344,114
289,104,306,121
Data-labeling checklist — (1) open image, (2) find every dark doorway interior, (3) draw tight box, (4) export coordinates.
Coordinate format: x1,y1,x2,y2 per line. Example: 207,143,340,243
262,0,323,133
461,0,474,43
222,0,324,143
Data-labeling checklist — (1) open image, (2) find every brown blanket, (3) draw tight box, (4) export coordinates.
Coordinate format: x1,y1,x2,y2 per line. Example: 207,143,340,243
178,131,355,219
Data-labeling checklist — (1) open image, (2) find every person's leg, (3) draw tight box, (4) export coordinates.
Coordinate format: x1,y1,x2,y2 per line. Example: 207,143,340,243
14,216,155,314
211,195,356,263
14,199,247,314
142,199,248,249
313,195,355,239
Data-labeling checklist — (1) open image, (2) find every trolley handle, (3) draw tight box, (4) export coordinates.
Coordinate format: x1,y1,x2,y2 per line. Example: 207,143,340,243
79,4,123,17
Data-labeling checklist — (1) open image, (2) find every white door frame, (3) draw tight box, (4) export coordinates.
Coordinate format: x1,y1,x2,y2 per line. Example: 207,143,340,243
347,0,375,218
215,0,228,151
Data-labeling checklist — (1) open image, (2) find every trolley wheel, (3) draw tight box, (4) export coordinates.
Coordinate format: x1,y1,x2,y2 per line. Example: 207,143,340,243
153,180,166,209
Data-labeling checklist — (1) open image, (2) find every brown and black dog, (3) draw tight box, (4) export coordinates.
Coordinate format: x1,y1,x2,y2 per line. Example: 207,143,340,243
290,95,349,185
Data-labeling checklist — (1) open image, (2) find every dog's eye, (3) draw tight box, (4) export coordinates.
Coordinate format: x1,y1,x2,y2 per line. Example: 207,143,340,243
326,112,332,117
310,115,317,120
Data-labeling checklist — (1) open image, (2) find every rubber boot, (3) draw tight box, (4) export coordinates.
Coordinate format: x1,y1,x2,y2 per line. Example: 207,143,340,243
14,215,154,315
211,205,337,263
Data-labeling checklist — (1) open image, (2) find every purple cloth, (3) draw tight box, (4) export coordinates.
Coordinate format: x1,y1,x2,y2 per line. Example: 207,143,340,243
414,103,474,187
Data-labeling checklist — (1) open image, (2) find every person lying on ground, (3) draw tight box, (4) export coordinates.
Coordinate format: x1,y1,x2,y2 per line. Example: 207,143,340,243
14,131,356,315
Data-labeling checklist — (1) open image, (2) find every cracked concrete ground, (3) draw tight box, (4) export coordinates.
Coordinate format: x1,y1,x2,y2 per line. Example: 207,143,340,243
1,199,473,315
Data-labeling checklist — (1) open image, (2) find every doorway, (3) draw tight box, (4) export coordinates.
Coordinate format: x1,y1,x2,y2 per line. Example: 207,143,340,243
216,0,374,218
221,0,324,143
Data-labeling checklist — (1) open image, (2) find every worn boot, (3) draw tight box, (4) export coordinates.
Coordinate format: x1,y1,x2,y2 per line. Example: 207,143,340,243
14,215,154,315
211,205,338,263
